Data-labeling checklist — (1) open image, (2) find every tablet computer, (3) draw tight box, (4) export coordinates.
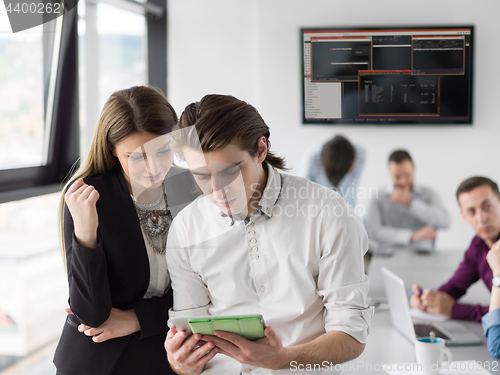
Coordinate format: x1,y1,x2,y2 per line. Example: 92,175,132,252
171,314,266,341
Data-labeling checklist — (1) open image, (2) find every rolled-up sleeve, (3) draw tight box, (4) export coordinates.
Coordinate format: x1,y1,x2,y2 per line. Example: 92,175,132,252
482,309,500,358
364,195,413,246
409,188,451,229
165,221,211,324
437,246,488,322
318,202,374,343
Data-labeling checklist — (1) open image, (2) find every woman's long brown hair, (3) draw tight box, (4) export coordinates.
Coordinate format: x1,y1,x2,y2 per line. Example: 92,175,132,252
58,86,178,266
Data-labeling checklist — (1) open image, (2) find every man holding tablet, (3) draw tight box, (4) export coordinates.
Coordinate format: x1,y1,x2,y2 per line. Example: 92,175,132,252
164,94,373,374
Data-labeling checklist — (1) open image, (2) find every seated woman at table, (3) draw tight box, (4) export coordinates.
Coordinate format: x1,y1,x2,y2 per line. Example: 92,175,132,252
482,239,500,358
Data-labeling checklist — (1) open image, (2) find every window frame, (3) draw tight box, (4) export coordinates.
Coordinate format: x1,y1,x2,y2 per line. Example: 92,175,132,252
0,0,168,204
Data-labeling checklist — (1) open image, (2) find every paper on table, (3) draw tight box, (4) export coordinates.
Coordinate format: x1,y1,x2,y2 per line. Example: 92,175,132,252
383,360,492,374
410,307,449,322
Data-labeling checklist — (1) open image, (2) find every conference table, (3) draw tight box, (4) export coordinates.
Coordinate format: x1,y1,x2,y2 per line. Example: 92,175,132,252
341,248,497,373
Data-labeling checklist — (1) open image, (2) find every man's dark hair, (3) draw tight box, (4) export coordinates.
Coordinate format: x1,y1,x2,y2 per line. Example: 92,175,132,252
456,176,500,202
176,94,287,170
388,149,412,164
320,135,355,188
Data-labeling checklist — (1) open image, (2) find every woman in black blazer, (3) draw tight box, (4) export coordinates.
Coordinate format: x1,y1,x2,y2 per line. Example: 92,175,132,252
53,86,196,375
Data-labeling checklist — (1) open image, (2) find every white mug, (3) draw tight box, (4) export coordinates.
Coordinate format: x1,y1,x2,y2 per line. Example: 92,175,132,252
415,337,453,375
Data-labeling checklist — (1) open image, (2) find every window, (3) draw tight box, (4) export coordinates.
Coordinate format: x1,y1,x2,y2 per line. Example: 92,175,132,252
0,192,66,357
0,11,79,203
0,0,167,203
79,0,148,155
0,25,45,169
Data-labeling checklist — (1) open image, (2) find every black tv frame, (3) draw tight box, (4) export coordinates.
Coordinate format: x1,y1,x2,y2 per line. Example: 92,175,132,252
301,25,474,125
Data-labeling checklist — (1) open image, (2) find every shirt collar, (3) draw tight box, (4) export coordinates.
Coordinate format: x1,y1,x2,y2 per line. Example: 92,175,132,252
473,233,500,251
218,163,282,225
383,183,420,195
257,163,282,218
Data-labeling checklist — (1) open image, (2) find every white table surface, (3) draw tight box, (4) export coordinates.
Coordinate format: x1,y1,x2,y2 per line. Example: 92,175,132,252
341,248,497,373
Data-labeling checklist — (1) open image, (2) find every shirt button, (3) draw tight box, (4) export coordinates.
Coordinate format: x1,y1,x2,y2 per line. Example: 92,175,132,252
254,254,259,260
244,369,252,374
266,208,271,214
260,286,266,292
250,231,256,235
252,247,258,252
160,267,165,271
250,238,257,244
248,222,254,227
255,309,262,314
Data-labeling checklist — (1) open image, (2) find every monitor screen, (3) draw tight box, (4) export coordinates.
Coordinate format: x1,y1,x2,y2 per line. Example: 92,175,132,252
301,26,473,125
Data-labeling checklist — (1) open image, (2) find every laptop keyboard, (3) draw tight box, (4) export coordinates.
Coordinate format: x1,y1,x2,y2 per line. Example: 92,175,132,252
414,324,450,340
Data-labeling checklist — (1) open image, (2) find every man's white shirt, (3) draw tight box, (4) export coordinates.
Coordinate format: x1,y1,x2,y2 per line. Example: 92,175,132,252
166,165,374,374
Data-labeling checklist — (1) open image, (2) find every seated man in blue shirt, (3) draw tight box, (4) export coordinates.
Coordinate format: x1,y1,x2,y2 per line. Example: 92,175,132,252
482,238,500,357
299,135,366,208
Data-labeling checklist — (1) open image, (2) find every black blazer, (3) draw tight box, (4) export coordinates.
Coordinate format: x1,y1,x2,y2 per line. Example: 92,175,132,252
54,165,199,375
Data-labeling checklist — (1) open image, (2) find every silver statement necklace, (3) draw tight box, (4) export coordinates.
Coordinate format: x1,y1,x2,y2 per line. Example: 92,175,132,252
131,182,172,255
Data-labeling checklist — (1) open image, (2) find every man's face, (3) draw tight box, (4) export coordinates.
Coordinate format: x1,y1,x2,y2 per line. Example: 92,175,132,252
388,159,414,190
182,140,266,218
459,185,500,246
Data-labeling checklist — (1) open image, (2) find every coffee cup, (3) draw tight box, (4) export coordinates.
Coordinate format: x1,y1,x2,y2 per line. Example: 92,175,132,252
415,337,453,375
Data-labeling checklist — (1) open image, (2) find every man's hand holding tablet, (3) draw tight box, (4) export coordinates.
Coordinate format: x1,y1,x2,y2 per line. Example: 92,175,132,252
165,315,267,374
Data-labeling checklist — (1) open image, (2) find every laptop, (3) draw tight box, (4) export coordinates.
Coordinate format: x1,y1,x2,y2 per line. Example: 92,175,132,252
381,267,482,346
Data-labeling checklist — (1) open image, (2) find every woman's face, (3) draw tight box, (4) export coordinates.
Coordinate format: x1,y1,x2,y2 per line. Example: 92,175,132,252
112,132,174,193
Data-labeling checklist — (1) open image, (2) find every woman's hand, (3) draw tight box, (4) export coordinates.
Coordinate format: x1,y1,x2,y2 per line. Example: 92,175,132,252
487,240,500,276
76,308,141,343
65,178,100,248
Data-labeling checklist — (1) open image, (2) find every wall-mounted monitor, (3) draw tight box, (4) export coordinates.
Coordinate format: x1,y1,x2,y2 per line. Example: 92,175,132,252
301,26,473,125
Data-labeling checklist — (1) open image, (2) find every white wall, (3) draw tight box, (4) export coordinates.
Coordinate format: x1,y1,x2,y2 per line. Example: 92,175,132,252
168,0,500,250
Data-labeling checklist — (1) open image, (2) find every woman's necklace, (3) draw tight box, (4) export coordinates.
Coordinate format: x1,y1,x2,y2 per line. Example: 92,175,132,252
131,182,172,255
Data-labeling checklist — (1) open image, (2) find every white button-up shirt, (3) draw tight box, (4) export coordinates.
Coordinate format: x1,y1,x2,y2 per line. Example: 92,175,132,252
166,165,374,374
